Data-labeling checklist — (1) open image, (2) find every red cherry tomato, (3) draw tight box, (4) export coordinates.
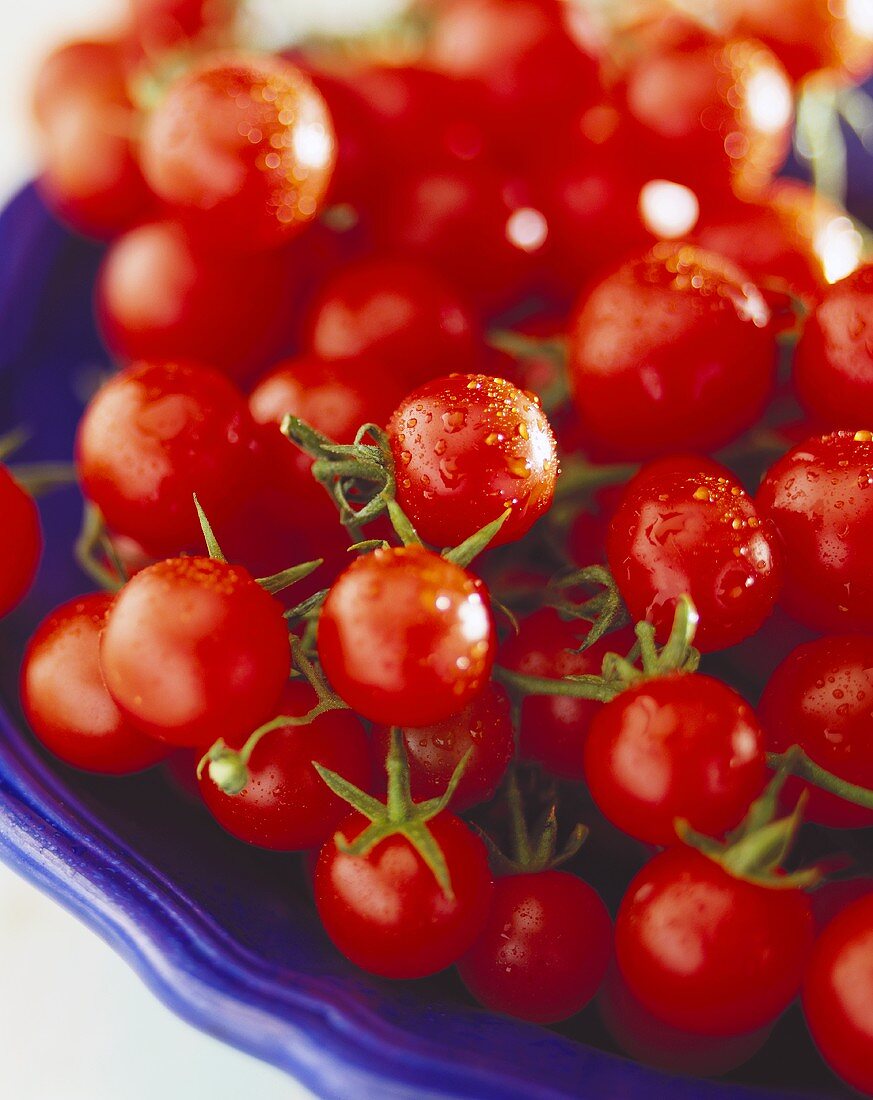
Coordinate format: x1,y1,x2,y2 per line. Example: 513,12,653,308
315,810,493,979
372,684,514,812
21,594,171,774
794,265,873,426
129,0,233,51
607,457,783,652
33,38,130,128
95,221,294,382
0,467,41,618
100,556,291,748
804,892,873,1097
569,245,777,460
499,611,636,781
199,679,371,851
458,870,612,1024
75,360,258,557
141,55,336,251
758,635,873,829
305,258,480,389
756,430,873,632
584,673,767,847
317,546,495,728
615,845,814,1036
388,374,558,550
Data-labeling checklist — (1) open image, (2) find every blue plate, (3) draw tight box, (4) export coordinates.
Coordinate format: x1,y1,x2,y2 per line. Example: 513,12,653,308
0,184,837,1099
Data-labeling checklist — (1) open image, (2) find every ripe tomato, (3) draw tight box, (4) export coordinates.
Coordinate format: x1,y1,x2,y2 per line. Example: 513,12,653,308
458,870,612,1024
305,258,480,388
0,467,41,618
569,245,777,460
615,846,814,1036
607,457,783,652
317,546,495,727
199,680,371,851
758,635,873,829
129,0,233,51
95,221,294,382
141,55,336,251
794,265,873,426
584,674,767,847
21,594,171,774
499,611,636,780
100,556,291,748
76,360,258,557
756,431,873,632
388,374,558,550
804,892,873,1097
372,684,514,812
315,810,493,978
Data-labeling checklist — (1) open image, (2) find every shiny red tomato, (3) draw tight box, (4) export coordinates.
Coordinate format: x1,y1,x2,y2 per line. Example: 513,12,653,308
21,594,171,774
141,55,336,251
615,846,814,1036
317,546,495,728
315,810,493,978
0,467,41,618
199,680,371,851
569,245,777,460
100,556,291,748
389,374,558,550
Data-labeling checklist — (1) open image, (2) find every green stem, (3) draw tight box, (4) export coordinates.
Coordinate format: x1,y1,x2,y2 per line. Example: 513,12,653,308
74,504,124,592
767,748,873,811
494,665,620,703
10,463,78,497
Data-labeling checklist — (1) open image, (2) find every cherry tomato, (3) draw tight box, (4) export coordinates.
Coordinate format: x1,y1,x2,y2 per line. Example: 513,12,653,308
199,680,371,851
140,55,336,251
499,611,636,781
372,684,514,812
584,674,766,847
76,360,259,557
95,221,294,382
756,430,873,632
315,810,493,978
607,457,783,652
100,556,291,748
615,845,814,1036
758,635,873,829
794,265,873,426
33,38,130,129
21,594,171,774
458,870,612,1024
305,258,480,389
129,0,233,52
804,892,873,1097
0,467,41,618
389,374,558,550
569,245,777,460
317,546,495,728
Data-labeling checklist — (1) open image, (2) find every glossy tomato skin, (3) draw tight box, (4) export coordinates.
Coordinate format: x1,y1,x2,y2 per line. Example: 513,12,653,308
95,221,293,382
305,258,480,389
315,810,493,979
0,468,41,618
499,611,635,781
199,680,372,851
584,674,767,847
607,458,783,652
803,892,873,1097
794,265,873,426
76,360,258,557
372,684,514,812
758,635,873,828
21,594,171,774
100,557,291,749
318,546,495,728
569,245,777,460
616,846,814,1036
458,871,612,1024
389,374,558,550
756,431,873,632
141,55,336,252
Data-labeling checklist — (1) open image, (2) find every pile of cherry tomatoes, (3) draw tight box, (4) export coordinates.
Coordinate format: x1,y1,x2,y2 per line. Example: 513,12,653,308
5,0,873,1093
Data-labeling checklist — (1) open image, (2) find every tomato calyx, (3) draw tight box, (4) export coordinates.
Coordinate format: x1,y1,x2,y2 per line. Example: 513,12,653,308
316,726,472,899
766,744,873,813
545,564,631,652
